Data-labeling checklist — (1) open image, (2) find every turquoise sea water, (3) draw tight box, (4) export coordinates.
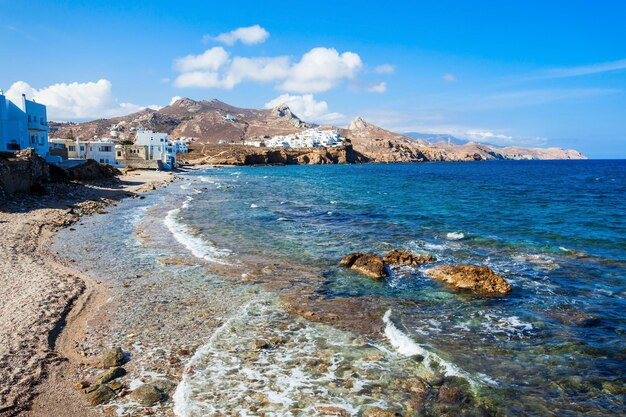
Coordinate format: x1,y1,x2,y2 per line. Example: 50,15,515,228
57,160,626,416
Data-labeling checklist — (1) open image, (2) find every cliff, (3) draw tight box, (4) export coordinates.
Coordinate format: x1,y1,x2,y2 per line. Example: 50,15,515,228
178,143,367,166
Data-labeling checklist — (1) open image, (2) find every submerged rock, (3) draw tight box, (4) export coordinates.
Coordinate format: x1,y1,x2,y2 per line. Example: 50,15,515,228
437,376,472,405
426,265,511,295
99,347,126,368
362,407,402,417
339,253,388,279
84,384,116,406
384,250,435,266
130,383,164,406
315,405,351,416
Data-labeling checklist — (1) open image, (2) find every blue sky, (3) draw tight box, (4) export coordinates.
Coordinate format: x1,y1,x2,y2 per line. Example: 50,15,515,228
1,0,625,158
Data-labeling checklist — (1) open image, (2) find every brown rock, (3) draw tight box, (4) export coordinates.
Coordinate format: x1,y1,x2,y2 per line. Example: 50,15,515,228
352,253,387,279
362,407,402,417
384,250,435,266
130,384,164,406
84,384,116,406
338,252,365,267
426,265,511,295
339,253,387,279
95,367,126,385
315,406,351,416
99,347,126,368
437,376,472,405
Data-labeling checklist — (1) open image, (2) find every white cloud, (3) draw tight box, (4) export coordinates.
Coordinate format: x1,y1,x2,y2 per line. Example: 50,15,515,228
442,73,456,83
535,58,626,79
463,130,546,147
264,94,345,124
374,64,395,74
206,25,269,46
279,48,362,93
174,46,229,72
173,47,362,93
5,80,158,120
169,96,182,105
366,82,387,93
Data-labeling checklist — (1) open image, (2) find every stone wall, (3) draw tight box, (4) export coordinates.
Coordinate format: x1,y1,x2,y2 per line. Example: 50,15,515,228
117,159,161,169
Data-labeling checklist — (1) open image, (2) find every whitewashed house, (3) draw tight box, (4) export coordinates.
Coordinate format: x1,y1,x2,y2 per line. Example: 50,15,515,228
135,128,176,166
76,139,119,165
0,91,49,156
171,139,188,153
245,128,344,149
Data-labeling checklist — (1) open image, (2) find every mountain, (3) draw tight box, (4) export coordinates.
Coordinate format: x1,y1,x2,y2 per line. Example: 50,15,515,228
49,98,586,162
49,98,312,143
403,132,468,145
342,118,585,162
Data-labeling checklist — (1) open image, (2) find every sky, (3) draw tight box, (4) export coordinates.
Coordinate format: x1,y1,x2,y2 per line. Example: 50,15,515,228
1,0,625,158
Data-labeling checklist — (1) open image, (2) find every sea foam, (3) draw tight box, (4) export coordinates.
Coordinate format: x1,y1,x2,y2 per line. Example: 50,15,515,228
446,232,465,240
163,197,231,265
383,310,494,386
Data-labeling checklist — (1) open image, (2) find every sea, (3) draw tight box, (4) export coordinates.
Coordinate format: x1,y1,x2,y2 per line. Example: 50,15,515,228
55,160,626,416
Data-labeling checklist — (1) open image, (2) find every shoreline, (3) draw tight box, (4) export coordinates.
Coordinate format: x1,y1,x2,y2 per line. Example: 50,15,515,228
0,169,176,417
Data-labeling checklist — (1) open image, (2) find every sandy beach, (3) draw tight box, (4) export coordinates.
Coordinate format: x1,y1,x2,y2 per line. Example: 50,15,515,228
0,170,175,417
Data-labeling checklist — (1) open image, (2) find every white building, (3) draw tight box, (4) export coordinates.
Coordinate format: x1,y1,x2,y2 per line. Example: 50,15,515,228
244,128,344,149
76,139,119,165
135,129,176,166
0,91,49,156
171,139,188,153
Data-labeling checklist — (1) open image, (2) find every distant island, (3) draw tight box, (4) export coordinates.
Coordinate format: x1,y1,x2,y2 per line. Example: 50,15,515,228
49,98,586,166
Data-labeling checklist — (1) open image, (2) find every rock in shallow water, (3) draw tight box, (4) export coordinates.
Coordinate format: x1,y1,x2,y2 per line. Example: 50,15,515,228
84,384,116,406
339,253,388,279
362,406,402,417
426,265,511,295
130,383,164,406
384,250,435,266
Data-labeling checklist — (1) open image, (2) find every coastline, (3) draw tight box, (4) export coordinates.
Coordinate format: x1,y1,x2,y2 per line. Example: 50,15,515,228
0,169,176,417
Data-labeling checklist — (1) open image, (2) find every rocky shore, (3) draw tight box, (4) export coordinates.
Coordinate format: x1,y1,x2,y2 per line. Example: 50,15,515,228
0,170,175,417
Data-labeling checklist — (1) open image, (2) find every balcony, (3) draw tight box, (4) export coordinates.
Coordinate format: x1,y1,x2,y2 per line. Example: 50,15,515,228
28,120,49,131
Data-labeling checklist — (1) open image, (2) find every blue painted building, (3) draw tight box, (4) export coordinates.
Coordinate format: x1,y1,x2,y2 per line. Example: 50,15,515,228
0,92,49,156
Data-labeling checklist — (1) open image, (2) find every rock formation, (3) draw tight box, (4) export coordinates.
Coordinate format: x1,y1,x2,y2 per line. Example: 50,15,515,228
383,250,436,266
426,265,511,295
339,253,388,279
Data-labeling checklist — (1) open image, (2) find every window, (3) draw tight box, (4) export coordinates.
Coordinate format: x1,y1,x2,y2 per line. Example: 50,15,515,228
80,146,85,151
101,146,112,152
28,115,31,122
69,146,76,152
38,136,44,145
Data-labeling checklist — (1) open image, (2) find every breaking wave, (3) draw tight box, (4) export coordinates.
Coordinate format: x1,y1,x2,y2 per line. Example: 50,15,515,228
163,197,231,265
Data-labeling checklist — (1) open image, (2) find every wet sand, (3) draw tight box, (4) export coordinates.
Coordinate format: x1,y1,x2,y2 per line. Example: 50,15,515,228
0,170,175,417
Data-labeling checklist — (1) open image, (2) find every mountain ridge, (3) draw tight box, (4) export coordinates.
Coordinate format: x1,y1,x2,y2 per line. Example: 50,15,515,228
49,98,586,162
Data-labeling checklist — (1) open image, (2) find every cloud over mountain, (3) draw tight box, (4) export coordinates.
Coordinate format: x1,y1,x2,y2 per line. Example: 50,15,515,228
173,47,362,93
